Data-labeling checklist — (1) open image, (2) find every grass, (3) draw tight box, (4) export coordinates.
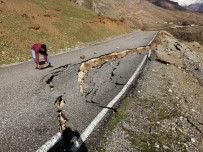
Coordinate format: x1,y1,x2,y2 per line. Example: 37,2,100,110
96,98,132,152
125,98,187,152
108,98,132,132
97,92,186,152
0,0,132,66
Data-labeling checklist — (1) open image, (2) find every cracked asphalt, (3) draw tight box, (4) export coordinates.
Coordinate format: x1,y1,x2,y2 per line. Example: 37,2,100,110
0,31,157,152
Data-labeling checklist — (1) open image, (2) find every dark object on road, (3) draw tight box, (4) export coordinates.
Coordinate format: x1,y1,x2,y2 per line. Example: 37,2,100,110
155,58,171,65
36,62,49,69
48,127,88,152
36,61,53,70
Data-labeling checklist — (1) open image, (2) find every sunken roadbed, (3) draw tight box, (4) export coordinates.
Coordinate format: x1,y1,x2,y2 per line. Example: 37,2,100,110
0,31,157,152
39,47,151,151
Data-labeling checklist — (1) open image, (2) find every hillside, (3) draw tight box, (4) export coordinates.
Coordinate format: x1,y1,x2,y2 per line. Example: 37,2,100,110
171,0,203,6
186,3,203,13
0,0,132,65
78,0,203,45
148,0,186,10
81,0,203,28
1,0,203,66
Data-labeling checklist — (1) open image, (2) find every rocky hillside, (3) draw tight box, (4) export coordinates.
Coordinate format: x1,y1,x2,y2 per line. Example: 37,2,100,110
171,0,203,6
148,0,186,10
186,3,203,13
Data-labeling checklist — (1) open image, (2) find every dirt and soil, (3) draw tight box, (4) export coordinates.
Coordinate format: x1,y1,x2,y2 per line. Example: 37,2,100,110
97,31,203,152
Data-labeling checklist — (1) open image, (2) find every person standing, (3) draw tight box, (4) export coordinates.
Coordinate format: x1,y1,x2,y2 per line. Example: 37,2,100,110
31,43,51,68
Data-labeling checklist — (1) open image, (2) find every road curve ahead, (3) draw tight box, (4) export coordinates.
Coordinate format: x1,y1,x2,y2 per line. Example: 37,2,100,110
0,31,158,152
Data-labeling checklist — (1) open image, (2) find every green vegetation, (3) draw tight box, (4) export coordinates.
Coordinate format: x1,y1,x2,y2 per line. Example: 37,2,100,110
97,98,132,152
97,92,188,152
0,0,132,65
125,98,186,152
108,98,131,132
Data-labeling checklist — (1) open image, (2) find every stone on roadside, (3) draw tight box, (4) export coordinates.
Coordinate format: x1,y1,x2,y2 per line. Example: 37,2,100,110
80,54,86,59
168,89,173,93
163,145,170,150
154,143,160,148
191,138,196,143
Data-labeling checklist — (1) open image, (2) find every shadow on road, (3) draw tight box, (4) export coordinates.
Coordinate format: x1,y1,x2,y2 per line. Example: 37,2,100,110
48,127,88,152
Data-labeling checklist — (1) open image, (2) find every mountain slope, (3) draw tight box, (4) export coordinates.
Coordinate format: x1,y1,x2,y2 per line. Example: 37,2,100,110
148,0,185,10
171,0,203,6
83,0,203,29
186,3,203,13
0,0,132,65
171,0,203,13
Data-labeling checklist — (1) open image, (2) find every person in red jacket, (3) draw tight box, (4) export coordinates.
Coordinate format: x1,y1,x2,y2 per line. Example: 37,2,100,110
31,43,51,68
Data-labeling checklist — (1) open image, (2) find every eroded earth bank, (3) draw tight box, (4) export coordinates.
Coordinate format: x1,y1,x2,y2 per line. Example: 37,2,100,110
98,31,203,152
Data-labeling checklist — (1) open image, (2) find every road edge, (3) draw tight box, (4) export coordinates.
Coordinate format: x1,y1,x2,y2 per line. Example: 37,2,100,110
36,32,158,152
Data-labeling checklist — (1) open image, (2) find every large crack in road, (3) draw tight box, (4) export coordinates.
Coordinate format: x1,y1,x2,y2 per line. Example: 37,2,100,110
41,46,151,112
37,46,150,151
78,46,150,94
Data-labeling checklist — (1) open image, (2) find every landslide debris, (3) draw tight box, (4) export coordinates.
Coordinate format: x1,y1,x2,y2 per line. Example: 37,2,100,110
98,31,203,152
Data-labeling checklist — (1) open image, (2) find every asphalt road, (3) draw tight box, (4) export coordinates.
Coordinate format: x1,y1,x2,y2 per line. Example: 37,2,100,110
0,31,157,152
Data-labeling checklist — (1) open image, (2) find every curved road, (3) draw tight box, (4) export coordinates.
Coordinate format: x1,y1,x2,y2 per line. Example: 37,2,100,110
0,31,157,152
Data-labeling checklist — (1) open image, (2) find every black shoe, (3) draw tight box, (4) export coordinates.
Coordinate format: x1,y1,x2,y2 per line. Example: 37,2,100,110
48,64,53,67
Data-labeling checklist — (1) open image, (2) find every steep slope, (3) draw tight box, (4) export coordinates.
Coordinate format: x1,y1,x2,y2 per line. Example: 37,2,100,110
171,0,203,13
85,0,203,29
171,0,203,6
186,3,203,13
0,0,132,65
148,0,185,10
77,0,203,45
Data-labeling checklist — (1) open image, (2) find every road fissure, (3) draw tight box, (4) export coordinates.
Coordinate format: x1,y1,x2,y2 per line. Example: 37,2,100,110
78,46,150,94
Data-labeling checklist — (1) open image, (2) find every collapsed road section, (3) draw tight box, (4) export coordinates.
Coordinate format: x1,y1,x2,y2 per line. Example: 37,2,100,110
38,46,152,152
78,46,150,94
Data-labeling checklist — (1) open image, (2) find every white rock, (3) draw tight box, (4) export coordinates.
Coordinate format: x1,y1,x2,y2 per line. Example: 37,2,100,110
154,143,160,148
191,138,196,143
163,145,170,149
184,143,188,148
168,89,173,93
179,116,183,121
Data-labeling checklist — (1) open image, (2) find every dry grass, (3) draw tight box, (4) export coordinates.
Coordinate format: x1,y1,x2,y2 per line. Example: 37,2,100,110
0,0,132,65
92,0,203,29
